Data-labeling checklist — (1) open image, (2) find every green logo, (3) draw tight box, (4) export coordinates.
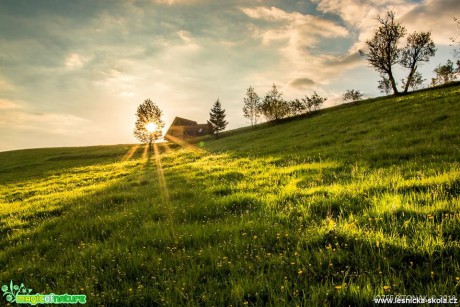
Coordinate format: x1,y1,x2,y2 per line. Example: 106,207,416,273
2,281,86,305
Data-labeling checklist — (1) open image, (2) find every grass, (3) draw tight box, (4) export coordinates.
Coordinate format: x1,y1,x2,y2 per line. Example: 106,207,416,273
1,84,460,305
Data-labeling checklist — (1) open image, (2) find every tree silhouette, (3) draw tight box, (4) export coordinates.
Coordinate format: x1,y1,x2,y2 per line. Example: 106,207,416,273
432,59,459,85
400,31,436,93
209,98,228,138
343,89,364,103
133,99,165,147
362,11,406,95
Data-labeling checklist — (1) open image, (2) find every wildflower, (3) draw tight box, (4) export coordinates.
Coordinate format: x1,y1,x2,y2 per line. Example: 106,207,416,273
383,285,391,291
335,285,342,290
298,270,303,275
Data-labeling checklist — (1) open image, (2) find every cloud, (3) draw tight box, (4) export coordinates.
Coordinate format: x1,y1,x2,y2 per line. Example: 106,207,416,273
289,77,316,89
153,0,202,5
242,6,358,90
314,0,417,52
402,0,460,44
65,53,87,69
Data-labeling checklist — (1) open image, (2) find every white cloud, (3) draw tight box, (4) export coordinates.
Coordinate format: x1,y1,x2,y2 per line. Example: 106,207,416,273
241,6,355,91
65,53,87,69
402,0,460,44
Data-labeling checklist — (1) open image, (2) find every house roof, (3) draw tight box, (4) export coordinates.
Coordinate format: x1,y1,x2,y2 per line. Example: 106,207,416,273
165,117,212,139
170,116,197,126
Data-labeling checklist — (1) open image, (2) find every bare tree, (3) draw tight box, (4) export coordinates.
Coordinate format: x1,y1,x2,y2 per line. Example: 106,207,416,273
400,31,436,93
242,86,260,128
362,11,406,95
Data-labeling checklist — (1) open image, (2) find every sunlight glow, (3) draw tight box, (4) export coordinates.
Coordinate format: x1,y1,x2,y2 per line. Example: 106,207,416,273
146,122,156,132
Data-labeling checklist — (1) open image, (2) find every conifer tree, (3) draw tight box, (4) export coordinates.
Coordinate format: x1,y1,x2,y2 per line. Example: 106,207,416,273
209,98,228,138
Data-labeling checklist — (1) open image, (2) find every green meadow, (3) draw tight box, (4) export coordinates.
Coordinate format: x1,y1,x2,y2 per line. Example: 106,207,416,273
1,84,460,305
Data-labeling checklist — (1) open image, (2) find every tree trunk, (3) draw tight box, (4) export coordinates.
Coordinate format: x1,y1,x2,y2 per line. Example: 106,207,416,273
388,70,399,95
403,64,417,94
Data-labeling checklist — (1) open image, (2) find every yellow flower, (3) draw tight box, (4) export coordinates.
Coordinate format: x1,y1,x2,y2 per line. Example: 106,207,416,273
298,270,303,275
383,285,391,291
335,285,342,290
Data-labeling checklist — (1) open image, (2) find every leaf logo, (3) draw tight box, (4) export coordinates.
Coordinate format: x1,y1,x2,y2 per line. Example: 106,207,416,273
1,281,33,303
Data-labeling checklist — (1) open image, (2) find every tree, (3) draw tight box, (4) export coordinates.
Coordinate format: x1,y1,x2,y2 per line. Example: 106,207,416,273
450,17,460,57
343,89,364,102
378,75,393,95
242,86,260,128
288,99,306,116
133,99,164,147
400,31,436,93
401,71,425,91
209,98,228,138
362,11,406,95
259,84,290,121
303,91,326,112
432,59,458,85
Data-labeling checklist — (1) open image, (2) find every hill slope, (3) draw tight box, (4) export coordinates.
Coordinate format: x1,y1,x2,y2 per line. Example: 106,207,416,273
1,85,460,305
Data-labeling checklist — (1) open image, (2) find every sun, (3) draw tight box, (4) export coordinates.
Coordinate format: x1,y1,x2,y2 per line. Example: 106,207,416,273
146,122,156,132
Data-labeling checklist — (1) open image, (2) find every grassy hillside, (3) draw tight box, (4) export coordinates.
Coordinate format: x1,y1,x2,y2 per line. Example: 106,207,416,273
1,85,460,305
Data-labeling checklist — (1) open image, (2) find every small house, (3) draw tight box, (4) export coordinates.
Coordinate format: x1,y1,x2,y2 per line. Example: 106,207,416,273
165,116,213,140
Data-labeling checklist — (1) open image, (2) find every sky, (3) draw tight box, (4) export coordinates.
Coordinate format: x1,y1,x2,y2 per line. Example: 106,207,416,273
0,0,459,152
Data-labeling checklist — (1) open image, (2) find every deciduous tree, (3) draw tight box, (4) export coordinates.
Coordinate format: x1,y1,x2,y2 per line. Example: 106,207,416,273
400,31,436,93
133,99,165,147
242,86,261,128
303,91,326,112
343,89,364,103
432,59,458,85
362,11,406,95
259,84,290,121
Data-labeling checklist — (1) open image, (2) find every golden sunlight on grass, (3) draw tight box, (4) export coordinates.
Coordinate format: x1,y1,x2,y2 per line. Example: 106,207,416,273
153,143,169,204
141,143,149,160
121,144,140,162
165,134,205,153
